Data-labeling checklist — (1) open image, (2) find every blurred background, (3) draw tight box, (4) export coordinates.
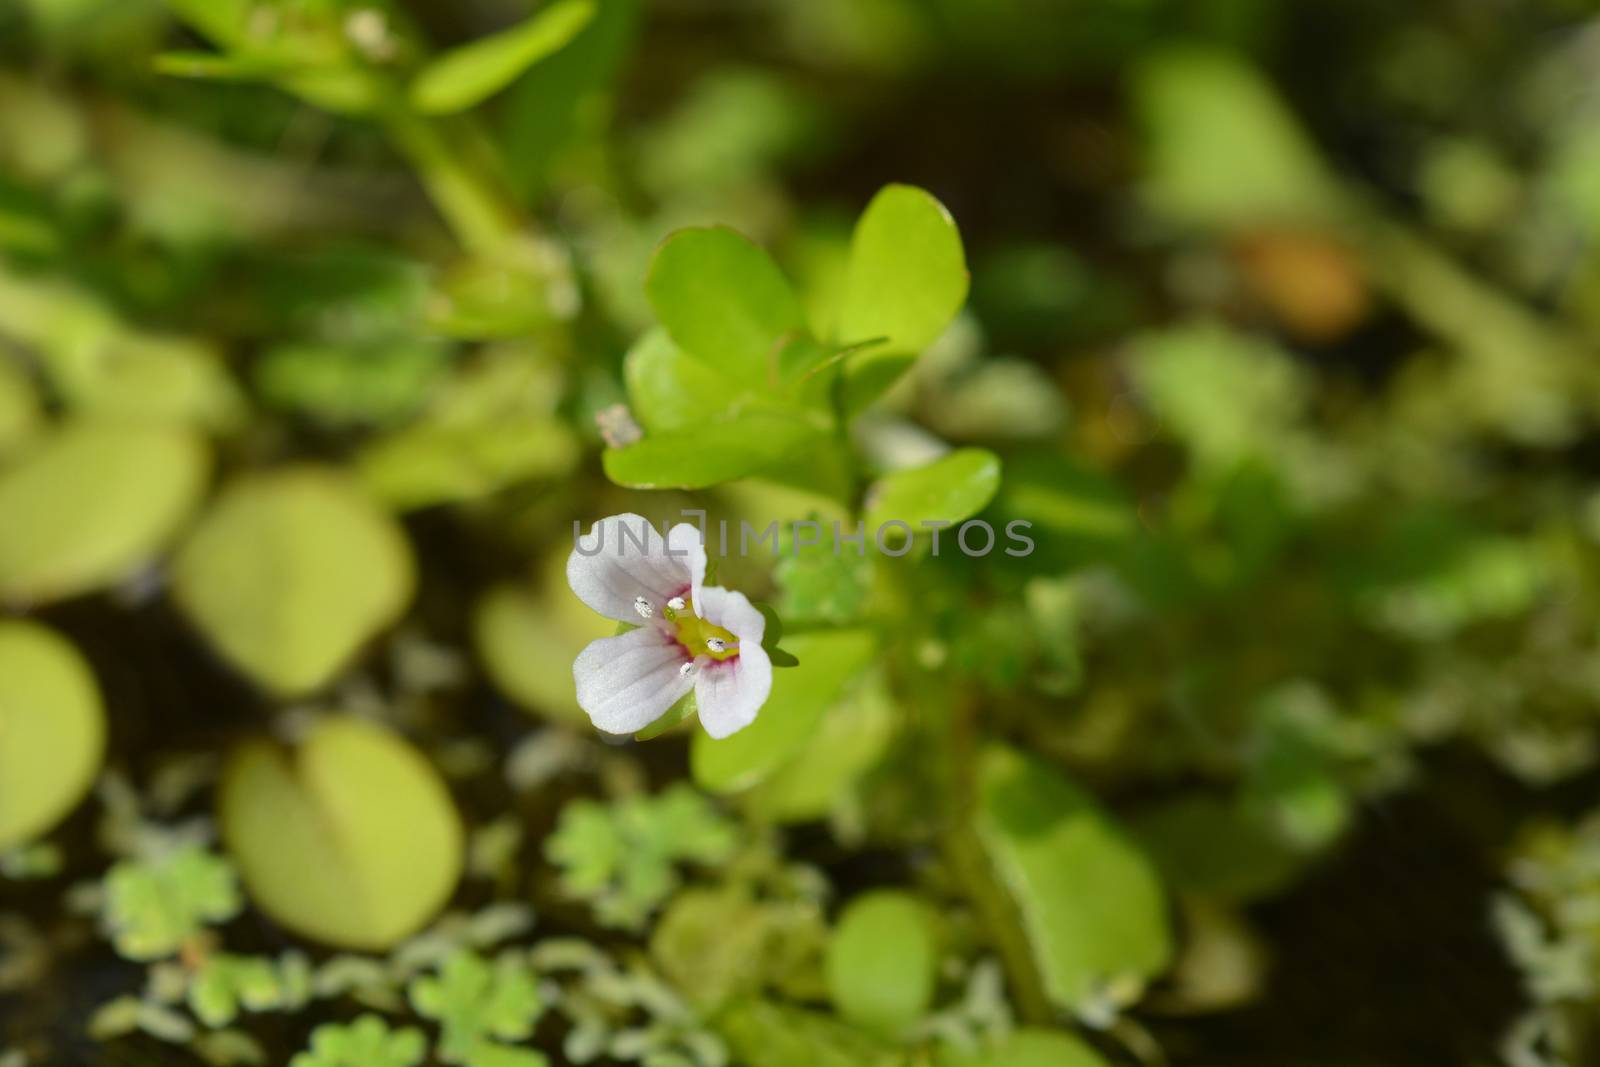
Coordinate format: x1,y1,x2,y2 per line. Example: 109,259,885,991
5,1,1600,1065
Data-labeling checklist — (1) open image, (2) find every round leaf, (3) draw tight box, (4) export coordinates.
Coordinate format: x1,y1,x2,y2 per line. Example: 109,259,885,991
974,745,1172,1012
473,568,613,725
826,890,938,1036
219,717,463,949
173,468,415,696
645,226,805,386
0,419,210,604
623,328,746,432
835,184,968,355
0,621,105,849
862,448,1001,541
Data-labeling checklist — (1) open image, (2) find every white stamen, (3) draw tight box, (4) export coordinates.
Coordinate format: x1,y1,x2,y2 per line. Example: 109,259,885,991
667,596,687,612
706,637,730,653
679,662,696,677
633,596,654,619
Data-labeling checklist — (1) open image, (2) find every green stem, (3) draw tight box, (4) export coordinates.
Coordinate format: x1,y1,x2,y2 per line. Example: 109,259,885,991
381,105,524,254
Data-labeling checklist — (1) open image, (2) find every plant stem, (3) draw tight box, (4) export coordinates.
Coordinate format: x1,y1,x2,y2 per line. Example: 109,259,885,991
381,105,524,255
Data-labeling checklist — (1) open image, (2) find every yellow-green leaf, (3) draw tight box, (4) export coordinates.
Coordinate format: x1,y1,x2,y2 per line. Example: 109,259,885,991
0,420,210,604
219,717,462,949
862,448,1001,544
645,226,806,386
172,468,415,696
473,573,612,726
836,184,968,355
826,891,938,1036
0,621,105,849
975,745,1172,1013
939,1029,1109,1067
410,0,597,115
603,411,823,489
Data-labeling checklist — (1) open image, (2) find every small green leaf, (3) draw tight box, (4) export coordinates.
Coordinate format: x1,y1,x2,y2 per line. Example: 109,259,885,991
219,717,463,950
172,468,415,696
646,226,806,386
545,784,736,931
747,672,897,823
623,328,746,431
603,411,823,489
1133,47,1340,228
717,1000,896,1067
290,1014,427,1067
474,576,612,726
974,745,1171,1013
691,630,877,793
104,845,242,961
826,891,938,1036
835,185,968,356
408,950,544,1061
0,420,210,604
410,0,597,115
938,1029,1109,1067
862,448,1001,543
0,620,105,850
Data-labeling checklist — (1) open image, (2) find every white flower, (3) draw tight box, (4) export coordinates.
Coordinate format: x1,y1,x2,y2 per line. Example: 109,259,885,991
567,514,772,739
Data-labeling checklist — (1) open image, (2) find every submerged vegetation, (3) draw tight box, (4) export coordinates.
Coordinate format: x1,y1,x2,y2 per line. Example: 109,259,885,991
3,0,1600,1064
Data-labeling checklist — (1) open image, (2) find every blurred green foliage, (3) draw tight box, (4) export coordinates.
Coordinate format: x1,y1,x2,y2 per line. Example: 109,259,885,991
2,0,1600,1064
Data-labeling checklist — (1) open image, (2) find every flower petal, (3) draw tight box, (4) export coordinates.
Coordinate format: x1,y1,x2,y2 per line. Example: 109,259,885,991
665,522,707,611
567,513,704,623
695,585,766,644
573,626,694,735
695,642,772,739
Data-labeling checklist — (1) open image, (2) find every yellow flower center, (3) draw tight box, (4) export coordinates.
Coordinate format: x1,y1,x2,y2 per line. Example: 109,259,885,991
668,597,740,662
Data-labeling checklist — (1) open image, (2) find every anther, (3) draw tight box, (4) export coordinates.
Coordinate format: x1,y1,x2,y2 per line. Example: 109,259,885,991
667,596,687,612
679,662,696,677
633,596,654,619
706,637,732,653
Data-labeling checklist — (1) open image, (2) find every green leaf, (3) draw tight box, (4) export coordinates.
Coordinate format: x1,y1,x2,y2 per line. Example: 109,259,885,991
938,1029,1109,1067
826,891,938,1036
104,845,242,961
290,1014,427,1067
0,621,105,849
1129,322,1308,469
835,184,968,356
652,886,829,1012
546,784,737,931
1130,796,1304,902
603,411,823,489
473,576,613,726
691,630,877,793
974,745,1172,1013
746,671,897,823
862,448,1001,545
172,468,415,696
408,950,544,1061
218,716,463,950
0,420,210,604
646,226,806,386
410,0,597,115
1132,47,1340,229
717,1000,898,1067
0,358,40,457
623,328,747,432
